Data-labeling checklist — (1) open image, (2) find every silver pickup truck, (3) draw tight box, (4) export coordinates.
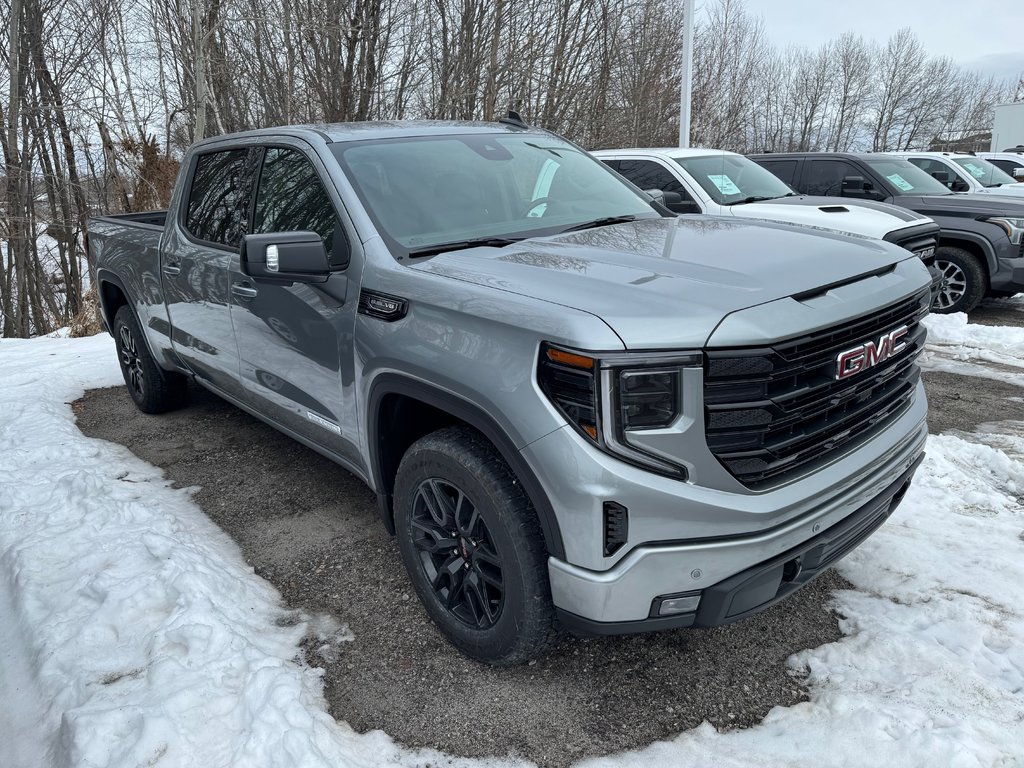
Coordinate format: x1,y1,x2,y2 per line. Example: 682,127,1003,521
89,120,931,665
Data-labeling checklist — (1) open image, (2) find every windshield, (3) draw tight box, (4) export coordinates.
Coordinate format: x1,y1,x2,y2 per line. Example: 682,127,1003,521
331,133,659,254
862,158,952,196
674,154,795,204
953,157,1017,187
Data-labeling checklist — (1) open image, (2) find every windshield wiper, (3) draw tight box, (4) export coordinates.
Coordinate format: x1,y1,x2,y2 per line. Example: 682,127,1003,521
557,215,637,234
406,237,522,259
729,195,781,205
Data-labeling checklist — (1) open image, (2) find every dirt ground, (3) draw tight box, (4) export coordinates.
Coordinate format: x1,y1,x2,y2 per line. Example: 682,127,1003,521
72,296,1024,767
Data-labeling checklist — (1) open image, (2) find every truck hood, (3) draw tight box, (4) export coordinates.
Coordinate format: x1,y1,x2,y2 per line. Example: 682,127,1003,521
727,195,928,239
968,185,1024,197
412,217,916,349
898,193,1024,218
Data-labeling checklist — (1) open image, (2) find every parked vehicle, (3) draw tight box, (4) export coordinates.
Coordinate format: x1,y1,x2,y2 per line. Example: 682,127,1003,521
750,152,1024,312
90,121,930,664
978,151,1024,181
593,148,940,267
891,151,1024,197
991,103,1024,153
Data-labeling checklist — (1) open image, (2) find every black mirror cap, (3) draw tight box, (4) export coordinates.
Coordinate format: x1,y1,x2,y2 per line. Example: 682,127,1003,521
242,231,331,283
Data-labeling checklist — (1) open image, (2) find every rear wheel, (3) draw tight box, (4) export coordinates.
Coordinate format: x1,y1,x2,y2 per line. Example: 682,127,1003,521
393,426,555,665
932,247,985,314
113,305,188,414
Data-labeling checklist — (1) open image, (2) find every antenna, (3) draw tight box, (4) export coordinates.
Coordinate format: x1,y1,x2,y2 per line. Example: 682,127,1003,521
500,110,530,129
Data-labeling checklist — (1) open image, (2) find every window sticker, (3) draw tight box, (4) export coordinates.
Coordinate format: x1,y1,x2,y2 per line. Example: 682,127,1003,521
886,173,914,192
961,162,986,179
707,174,741,196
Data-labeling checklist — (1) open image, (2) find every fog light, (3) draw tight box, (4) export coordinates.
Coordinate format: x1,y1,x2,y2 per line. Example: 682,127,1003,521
657,593,701,616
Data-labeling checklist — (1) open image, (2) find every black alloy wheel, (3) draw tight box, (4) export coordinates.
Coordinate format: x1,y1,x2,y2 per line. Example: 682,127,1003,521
393,426,555,665
411,478,504,629
118,323,145,398
112,304,188,414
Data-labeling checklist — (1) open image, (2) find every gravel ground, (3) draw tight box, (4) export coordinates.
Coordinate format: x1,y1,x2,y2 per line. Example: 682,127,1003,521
72,297,1024,767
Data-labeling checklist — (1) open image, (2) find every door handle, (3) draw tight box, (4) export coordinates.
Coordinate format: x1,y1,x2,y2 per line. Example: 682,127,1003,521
162,263,181,276
231,282,258,299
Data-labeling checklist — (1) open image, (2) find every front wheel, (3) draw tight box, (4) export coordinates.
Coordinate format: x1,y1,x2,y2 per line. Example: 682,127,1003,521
932,247,985,314
113,305,188,414
393,426,555,665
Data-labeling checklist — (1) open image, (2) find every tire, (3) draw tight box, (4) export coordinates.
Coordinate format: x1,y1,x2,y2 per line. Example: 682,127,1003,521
393,426,555,665
932,247,986,314
113,305,188,414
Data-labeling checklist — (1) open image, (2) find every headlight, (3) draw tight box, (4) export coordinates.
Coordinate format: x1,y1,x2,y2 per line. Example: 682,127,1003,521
538,343,699,477
986,216,1024,245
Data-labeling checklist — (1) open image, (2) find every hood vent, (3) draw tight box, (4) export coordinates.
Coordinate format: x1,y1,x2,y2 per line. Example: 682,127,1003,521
818,205,849,213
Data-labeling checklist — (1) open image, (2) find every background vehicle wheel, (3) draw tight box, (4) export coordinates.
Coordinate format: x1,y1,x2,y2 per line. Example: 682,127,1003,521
393,426,555,665
113,305,188,414
932,247,985,314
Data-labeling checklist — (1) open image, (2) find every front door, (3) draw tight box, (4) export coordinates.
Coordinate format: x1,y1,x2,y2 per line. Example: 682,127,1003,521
228,144,361,466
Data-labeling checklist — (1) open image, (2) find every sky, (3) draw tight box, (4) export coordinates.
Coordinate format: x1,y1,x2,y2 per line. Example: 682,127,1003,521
742,0,1024,84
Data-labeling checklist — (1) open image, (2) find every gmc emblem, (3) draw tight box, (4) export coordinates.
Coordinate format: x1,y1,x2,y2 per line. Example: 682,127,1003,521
835,326,910,380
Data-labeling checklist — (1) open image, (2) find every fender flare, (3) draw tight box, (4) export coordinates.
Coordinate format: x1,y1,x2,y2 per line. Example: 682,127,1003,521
95,268,133,334
367,373,566,560
935,229,998,277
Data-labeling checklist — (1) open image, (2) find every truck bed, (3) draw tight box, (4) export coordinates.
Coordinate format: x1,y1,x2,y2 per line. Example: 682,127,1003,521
90,210,168,230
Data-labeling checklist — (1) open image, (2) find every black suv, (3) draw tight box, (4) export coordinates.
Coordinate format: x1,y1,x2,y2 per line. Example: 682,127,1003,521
749,152,1024,312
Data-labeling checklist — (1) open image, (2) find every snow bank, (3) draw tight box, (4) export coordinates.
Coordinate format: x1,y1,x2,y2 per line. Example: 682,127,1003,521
0,335,519,768
2,334,1023,768
923,312,1024,370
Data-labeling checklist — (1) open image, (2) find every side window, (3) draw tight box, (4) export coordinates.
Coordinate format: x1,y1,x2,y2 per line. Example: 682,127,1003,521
615,159,693,200
185,149,259,249
804,160,859,196
761,160,797,186
600,159,622,173
907,157,953,181
989,159,1021,176
253,148,348,268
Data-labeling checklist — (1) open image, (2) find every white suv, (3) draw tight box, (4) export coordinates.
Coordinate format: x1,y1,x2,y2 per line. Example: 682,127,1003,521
894,151,1024,197
593,148,940,263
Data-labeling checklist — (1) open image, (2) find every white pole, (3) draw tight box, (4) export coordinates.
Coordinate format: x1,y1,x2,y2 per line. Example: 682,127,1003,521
679,0,695,148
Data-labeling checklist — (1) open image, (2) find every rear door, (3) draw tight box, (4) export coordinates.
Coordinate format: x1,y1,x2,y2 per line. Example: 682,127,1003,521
163,146,259,399
228,142,362,465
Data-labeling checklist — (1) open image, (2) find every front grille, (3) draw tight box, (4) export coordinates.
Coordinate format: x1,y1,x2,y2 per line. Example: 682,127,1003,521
893,232,938,266
704,289,929,488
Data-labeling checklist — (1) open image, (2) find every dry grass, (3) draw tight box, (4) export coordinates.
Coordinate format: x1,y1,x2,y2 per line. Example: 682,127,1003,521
68,287,103,337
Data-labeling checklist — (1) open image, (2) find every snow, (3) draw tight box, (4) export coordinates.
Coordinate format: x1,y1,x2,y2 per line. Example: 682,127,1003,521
2,325,1024,767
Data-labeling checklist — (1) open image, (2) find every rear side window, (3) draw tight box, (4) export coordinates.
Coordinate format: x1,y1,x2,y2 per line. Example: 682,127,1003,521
253,148,346,267
185,149,258,249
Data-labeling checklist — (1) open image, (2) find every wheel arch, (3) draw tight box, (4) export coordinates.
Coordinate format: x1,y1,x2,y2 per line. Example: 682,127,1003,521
367,374,566,560
936,232,994,282
96,268,131,335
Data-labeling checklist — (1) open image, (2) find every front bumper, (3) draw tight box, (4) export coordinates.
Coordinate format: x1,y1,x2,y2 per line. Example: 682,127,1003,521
990,249,1024,293
556,452,922,635
532,382,928,629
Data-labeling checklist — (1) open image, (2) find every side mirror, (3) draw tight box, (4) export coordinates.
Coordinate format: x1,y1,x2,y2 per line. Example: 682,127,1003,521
242,231,330,283
840,175,885,201
930,171,951,186
1014,168,1024,182
950,178,970,193
645,189,701,214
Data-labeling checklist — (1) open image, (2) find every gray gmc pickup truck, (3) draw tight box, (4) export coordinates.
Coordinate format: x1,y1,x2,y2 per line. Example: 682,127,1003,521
89,120,931,664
